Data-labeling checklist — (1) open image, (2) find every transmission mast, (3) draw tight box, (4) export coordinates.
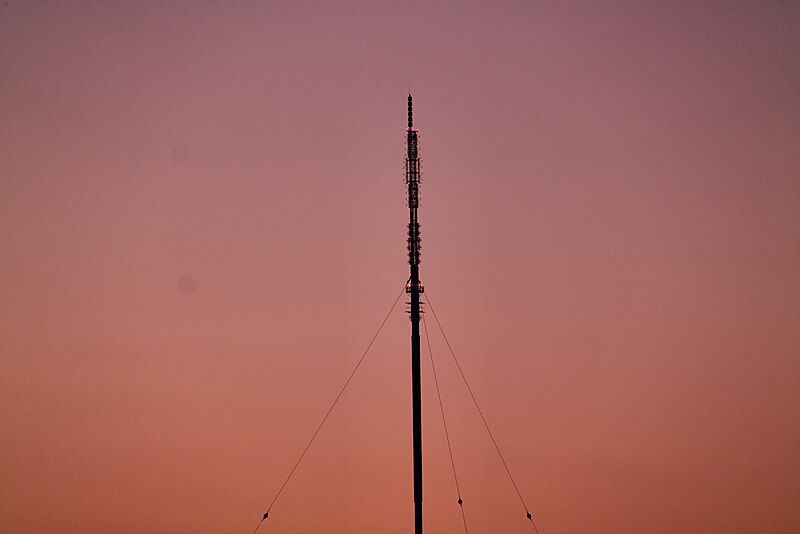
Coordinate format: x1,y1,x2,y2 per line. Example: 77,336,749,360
405,94,424,534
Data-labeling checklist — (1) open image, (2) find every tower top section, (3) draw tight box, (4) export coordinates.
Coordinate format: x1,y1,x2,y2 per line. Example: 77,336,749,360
408,94,413,129
405,95,421,266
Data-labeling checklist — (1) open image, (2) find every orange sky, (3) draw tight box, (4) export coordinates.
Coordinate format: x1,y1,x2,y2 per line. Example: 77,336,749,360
2,2,799,533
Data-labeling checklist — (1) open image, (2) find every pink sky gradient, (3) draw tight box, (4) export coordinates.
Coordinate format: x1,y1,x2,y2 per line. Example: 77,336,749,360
2,2,799,533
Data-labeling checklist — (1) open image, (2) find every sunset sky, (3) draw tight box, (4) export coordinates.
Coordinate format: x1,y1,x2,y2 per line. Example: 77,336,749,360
2,2,799,533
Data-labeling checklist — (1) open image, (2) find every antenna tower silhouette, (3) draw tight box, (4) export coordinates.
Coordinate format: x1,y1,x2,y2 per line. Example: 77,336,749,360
405,94,425,534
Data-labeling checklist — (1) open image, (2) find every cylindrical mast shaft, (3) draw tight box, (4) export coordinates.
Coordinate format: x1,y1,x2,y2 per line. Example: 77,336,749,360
405,94,423,534
411,267,422,534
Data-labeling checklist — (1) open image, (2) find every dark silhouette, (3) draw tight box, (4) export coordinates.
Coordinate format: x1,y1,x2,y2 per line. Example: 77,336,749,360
405,94,424,534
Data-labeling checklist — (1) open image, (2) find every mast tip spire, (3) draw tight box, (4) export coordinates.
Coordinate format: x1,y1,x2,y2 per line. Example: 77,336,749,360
408,94,413,129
